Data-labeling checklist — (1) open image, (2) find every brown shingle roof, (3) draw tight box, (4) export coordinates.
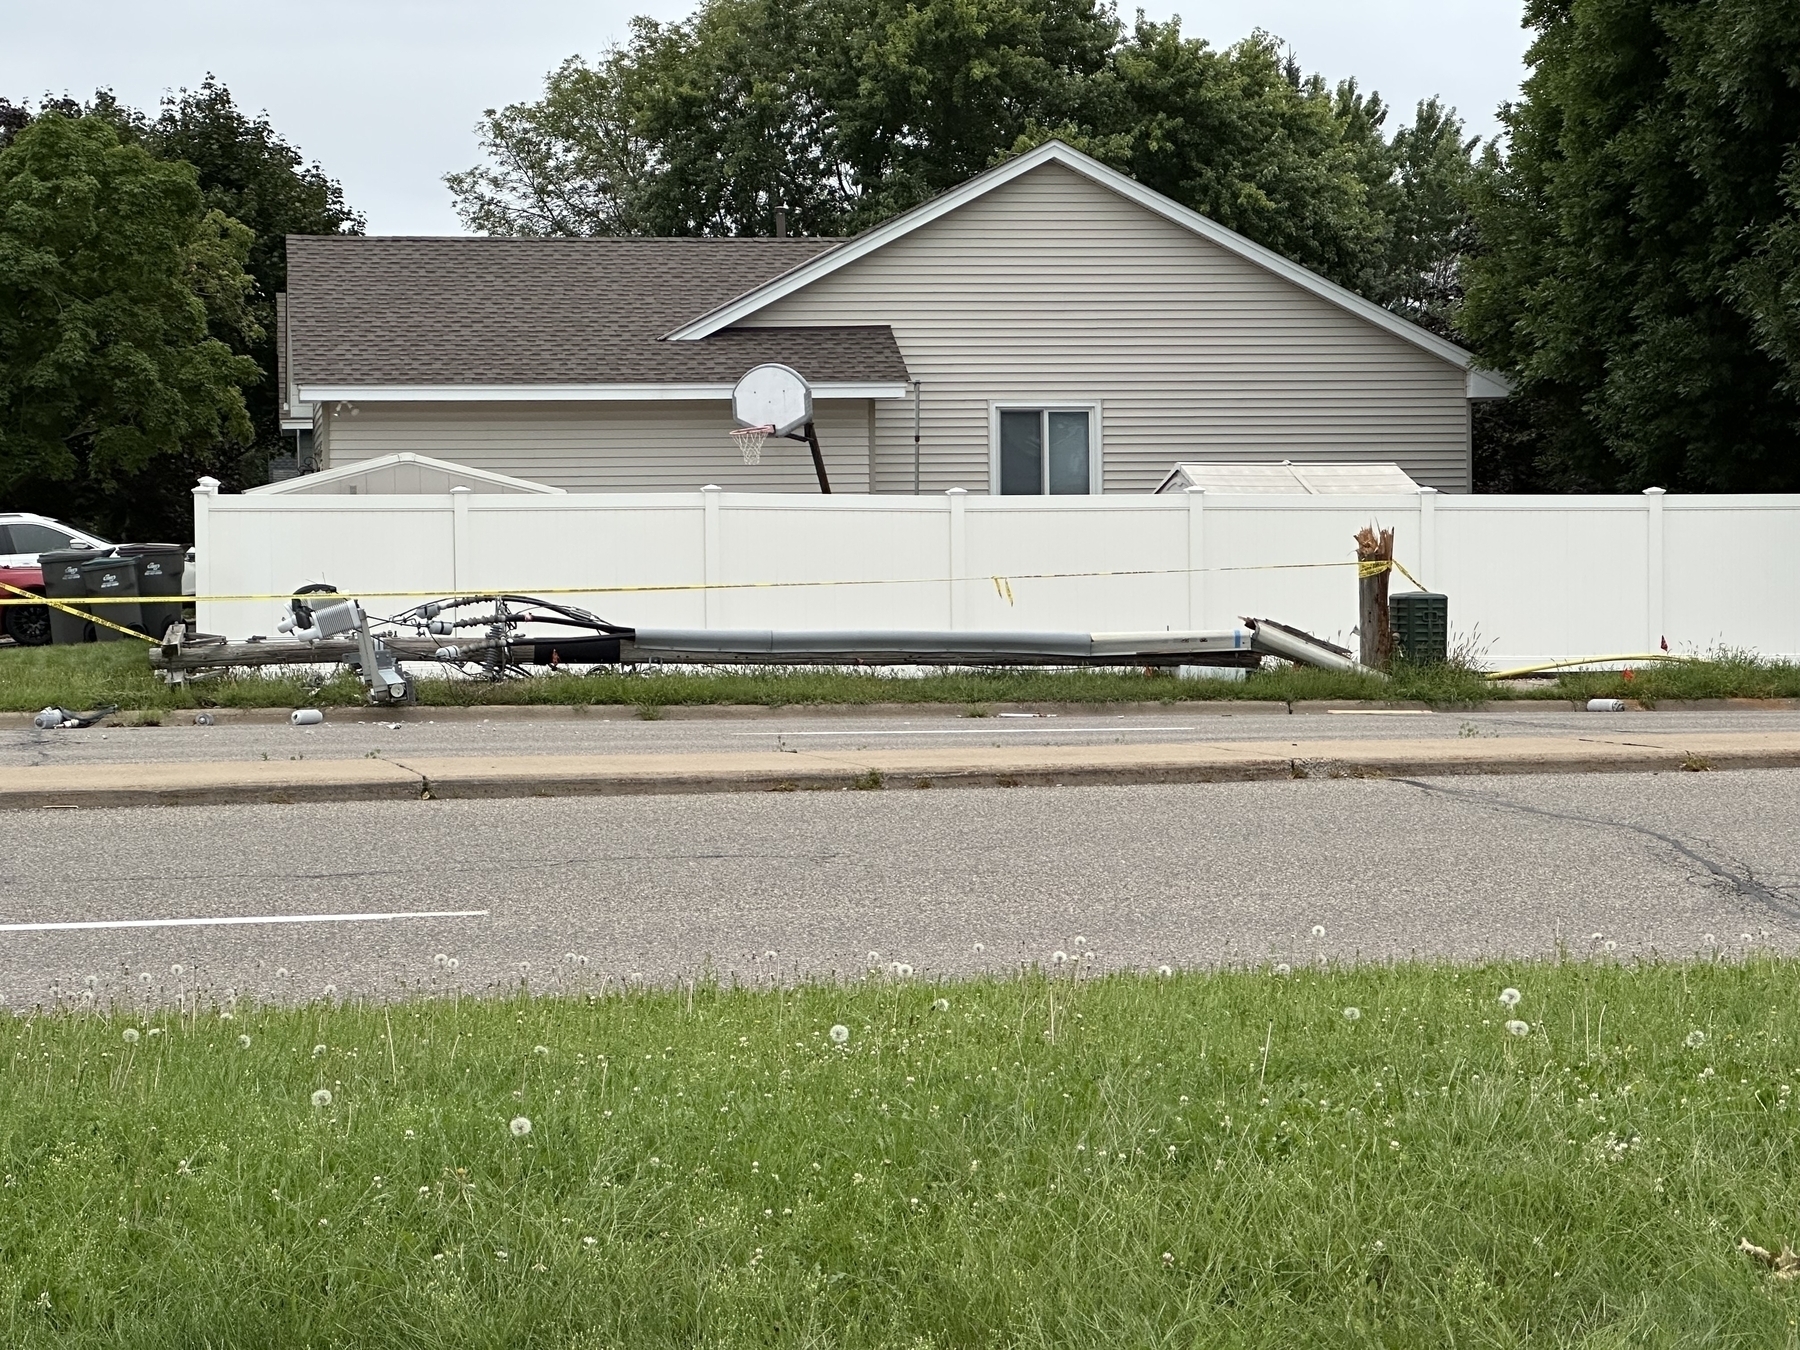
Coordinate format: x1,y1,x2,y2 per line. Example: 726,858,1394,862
285,236,909,387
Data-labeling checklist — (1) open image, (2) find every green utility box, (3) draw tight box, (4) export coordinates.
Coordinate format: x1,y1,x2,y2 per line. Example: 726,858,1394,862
1389,591,1449,665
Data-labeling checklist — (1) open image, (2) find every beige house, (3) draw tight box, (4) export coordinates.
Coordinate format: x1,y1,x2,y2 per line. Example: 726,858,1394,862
280,140,1506,495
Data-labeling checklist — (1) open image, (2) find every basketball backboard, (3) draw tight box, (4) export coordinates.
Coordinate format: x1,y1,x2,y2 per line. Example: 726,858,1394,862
732,363,813,438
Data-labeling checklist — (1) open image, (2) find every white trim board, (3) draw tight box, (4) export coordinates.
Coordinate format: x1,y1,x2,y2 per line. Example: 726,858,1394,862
666,140,1484,376
297,382,909,403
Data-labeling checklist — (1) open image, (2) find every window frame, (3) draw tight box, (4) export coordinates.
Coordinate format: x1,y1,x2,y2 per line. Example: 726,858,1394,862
987,402,1103,495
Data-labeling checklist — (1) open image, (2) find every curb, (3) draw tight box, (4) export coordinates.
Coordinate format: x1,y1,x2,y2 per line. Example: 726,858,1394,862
4,697,1798,730
7,733,1800,811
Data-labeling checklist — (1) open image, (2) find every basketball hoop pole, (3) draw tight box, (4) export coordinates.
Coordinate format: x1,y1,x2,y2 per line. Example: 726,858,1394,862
799,421,831,494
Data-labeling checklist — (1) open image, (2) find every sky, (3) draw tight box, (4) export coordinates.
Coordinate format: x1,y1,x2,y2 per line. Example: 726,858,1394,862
1,0,1534,236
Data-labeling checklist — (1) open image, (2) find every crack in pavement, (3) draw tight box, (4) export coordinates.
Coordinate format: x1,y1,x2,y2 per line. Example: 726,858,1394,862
1392,777,1800,926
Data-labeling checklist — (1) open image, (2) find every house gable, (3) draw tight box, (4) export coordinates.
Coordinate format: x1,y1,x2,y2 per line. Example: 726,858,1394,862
719,158,1476,492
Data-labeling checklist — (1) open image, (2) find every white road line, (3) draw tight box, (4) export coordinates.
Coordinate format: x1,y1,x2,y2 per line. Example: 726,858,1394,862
0,909,490,934
735,726,1199,737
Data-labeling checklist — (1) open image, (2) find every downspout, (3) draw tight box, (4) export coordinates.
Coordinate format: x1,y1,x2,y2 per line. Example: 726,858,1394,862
912,379,922,495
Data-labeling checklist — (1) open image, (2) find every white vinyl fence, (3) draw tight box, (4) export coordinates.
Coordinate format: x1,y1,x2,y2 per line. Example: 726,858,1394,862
192,482,1800,667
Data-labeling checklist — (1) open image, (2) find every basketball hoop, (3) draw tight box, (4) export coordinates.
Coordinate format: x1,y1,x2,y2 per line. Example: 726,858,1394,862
730,424,773,464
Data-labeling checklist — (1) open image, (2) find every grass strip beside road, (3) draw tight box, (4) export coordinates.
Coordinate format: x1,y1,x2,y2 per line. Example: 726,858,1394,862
5,962,1800,1346
4,642,1798,713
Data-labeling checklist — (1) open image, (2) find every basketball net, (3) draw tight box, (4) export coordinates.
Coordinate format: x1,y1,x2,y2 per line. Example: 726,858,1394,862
730,424,774,465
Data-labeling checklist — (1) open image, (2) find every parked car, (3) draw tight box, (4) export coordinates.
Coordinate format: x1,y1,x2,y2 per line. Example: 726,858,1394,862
0,513,112,646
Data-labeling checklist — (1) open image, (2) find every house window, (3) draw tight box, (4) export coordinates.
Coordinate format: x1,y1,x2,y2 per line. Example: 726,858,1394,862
993,406,1099,494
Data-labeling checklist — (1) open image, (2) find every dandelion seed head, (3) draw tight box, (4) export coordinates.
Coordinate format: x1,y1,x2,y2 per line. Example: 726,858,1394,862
1499,987,1522,1007
445,958,459,972
170,964,184,978
1312,925,1326,938
1274,963,1291,977
322,984,337,998
1074,936,1086,947
1603,940,1616,952
218,1010,233,1021
122,1028,139,1044
972,942,984,953
933,998,950,1012
139,972,153,986
275,967,289,980
1505,1019,1530,1037
238,1034,252,1049
311,1089,333,1108
1051,950,1068,965
867,951,881,965
829,1024,850,1045
764,949,777,960
147,1027,162,1038
434,954,448,967
1158,964,1173,978
510,1116,532,1137
1685,1030,1706,1048
1343,1006,1362,1022
312,1044,327,1057
534,1045,550,1057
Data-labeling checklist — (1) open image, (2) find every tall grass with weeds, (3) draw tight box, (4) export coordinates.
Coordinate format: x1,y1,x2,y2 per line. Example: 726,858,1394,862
5,961,1799,1346
4,641,1796,714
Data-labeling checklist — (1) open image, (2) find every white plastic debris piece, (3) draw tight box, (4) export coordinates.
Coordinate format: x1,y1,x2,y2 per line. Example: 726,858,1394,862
291,709,325,726
1586,698,1628,713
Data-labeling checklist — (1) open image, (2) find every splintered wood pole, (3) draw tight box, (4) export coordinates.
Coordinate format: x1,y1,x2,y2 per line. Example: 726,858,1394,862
1355,523,1396,669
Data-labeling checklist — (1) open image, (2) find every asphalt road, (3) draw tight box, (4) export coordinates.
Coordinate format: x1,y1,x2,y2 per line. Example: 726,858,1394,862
6,768,1797,1010
7,705,1800,769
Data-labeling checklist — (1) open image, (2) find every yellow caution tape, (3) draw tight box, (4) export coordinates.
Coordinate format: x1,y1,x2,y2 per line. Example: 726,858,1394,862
1356,557,1429,589
0,556,1415,608
0,580,157,643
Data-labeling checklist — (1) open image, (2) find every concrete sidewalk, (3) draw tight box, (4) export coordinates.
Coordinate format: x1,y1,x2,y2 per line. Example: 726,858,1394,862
6,729,1800,809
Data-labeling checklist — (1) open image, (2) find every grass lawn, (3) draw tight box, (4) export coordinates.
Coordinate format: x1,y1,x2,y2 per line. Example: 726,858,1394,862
3,640,1798,713
5,961,1799,1346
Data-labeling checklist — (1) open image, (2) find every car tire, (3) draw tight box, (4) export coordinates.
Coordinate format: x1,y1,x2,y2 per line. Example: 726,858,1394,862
3,600,52,647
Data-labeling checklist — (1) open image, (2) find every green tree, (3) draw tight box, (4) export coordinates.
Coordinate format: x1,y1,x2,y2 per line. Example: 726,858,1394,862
0,113,260,538
1460,0,1800,492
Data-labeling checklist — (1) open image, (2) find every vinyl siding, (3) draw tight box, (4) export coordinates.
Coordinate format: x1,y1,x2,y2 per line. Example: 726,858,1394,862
742,161,1473,493
311,399,871,493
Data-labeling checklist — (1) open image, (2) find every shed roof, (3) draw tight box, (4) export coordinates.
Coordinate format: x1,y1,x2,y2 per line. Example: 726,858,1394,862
1155,462,1425,494
245,452,563,496
284,236,909,393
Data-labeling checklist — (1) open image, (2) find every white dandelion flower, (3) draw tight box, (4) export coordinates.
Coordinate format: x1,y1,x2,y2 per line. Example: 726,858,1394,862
933,998,950,1012
534,1045,550,1057
1158,965,1173,978
139,972,153,987
1505,1020,1530,1037
311,1089,333,1108
1051,950,1069,965
434,954,448,968
1343,1007,1362,1022
893,963,913,978
829,1024,850,1045
1074,936,1086,947
1312,925,1326,939
122,1028,140,1044
238,1034,252,1049
1685,1030,1706,1049
170,964,184,978
867,951,881,966
1499,987,1522,1007
510,1117,532,1137
1274,963,1291,977
312,1044,327,1057
446,958,460,972
583,1236,597,1247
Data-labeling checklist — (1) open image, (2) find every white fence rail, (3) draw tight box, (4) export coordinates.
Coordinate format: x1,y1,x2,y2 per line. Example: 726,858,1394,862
193,483,1800,666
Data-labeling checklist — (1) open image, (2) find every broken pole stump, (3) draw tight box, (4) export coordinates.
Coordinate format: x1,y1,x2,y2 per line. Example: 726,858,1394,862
1355,523,1396,670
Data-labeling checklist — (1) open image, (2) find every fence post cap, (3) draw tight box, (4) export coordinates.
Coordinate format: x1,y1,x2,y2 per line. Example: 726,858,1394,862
1642,486,1667,496
194,476,221,495
1416,486,1439,495
450,485,472,495
945,487,968,496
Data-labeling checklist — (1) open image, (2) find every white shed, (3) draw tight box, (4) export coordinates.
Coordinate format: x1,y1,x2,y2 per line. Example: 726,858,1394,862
1154,461,1423,494
245,452,564,496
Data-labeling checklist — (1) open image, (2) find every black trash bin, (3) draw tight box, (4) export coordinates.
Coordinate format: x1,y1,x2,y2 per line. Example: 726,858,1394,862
117,543,186,639
38,548,105,645
79,554,144,640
